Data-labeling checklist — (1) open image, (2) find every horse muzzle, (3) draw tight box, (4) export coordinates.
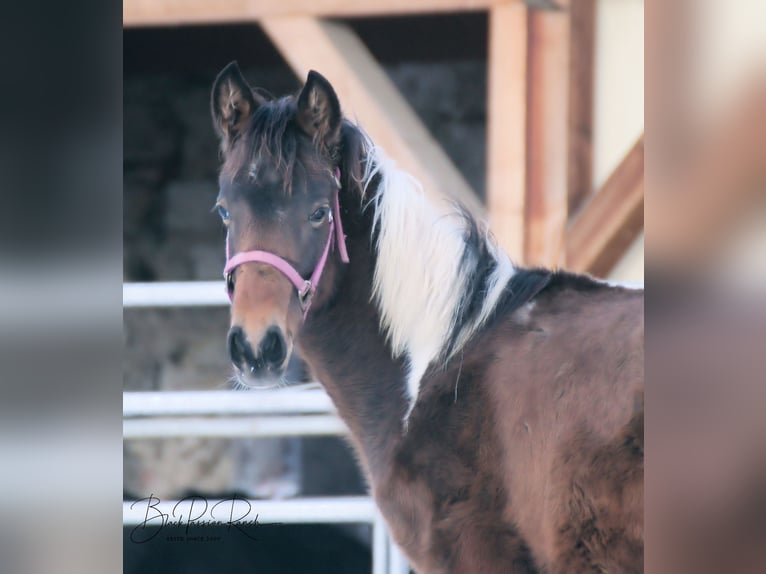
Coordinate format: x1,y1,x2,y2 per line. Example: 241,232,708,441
227,325,291,381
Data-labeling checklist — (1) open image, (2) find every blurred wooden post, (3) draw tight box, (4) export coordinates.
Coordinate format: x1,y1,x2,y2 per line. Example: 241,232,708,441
486,4,528,262
524,8,571,266
567,0,595,213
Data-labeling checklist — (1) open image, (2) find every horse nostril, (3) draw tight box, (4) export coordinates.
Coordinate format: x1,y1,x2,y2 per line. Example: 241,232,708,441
227,326,248,369
259,328,286,368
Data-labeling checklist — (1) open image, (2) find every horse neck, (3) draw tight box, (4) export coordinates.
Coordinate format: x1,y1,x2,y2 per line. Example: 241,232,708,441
296,230,408,481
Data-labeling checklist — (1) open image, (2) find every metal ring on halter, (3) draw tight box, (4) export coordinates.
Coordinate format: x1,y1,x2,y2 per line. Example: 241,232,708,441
226,272,235,298
297,280,314,310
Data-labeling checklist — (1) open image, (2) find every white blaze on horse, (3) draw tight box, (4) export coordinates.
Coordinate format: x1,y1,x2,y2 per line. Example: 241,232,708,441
210,61,644,574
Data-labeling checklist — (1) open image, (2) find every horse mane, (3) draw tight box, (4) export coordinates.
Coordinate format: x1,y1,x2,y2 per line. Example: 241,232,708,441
338,126,517,413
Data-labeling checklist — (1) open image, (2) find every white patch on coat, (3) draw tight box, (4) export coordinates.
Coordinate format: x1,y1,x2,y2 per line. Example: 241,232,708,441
359,141,516,421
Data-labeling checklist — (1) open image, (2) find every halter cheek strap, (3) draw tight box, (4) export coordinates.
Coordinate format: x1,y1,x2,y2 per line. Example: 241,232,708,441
223,168,350,318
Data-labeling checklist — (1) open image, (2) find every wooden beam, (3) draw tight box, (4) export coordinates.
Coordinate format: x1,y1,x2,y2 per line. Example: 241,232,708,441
486,4,528,261
567,0,596,213
524,9,571,267
260,17,483,216
123,0,519,27
566,136,644,277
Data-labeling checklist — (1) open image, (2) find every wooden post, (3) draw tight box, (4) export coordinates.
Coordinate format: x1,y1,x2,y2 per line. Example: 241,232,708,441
567,0,596,213
524,8,571,267
486,4,528,262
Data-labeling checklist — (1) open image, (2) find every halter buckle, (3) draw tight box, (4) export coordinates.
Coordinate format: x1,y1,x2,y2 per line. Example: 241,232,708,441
298,280,314,309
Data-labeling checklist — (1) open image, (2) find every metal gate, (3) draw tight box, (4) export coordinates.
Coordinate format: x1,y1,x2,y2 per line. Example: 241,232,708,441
123,281,409,574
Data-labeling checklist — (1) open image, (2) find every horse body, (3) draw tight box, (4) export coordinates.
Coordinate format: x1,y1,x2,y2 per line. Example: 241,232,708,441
209,63,644,573
300,239,643,573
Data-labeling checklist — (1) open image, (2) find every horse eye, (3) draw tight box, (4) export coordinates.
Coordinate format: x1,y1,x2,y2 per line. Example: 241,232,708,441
217,205,229,222
309,207,329,224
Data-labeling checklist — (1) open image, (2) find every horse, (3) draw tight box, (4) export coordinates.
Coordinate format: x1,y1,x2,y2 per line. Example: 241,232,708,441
209,61,644,573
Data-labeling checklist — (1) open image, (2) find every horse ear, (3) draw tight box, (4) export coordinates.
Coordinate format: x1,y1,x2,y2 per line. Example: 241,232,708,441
296,70,341,149
211,61,259,151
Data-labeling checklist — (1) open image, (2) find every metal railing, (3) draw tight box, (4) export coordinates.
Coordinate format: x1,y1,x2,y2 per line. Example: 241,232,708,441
123,389,347,438
124,281,229,307
123,281,410,574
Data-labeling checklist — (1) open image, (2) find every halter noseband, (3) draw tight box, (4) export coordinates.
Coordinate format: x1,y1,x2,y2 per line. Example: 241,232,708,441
223,168,350,317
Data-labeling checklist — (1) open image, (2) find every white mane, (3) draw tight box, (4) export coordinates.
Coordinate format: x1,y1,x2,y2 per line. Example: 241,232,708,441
360,142,515,420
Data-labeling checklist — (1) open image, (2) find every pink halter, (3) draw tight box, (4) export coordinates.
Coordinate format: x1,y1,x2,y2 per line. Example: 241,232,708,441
223,168,350,317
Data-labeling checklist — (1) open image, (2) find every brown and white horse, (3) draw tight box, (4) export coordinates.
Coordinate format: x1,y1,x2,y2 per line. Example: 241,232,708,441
210,62,643,573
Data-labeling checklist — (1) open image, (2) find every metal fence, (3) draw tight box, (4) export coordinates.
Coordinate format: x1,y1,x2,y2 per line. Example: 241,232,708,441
123,280,409,574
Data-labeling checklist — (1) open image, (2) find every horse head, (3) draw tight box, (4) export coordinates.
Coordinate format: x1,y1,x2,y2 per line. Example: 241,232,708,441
211,62,350,386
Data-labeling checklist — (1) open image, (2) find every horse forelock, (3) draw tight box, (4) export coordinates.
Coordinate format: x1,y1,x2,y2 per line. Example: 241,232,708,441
221,96,304,195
